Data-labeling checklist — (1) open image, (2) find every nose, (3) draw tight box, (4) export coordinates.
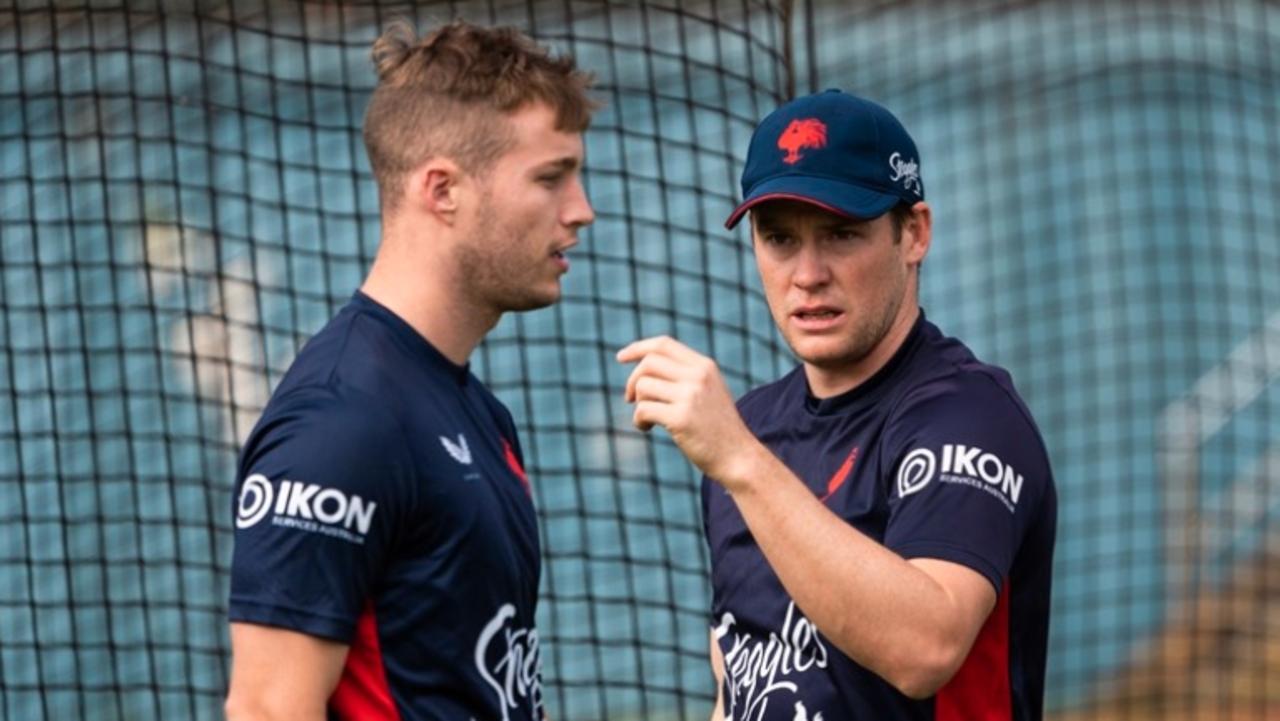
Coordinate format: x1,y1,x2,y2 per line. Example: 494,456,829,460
792,241,830,290
562,177,595,229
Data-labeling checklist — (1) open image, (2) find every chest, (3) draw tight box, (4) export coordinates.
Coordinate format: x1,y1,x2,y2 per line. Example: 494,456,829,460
710,413,895,539
399,391,540,587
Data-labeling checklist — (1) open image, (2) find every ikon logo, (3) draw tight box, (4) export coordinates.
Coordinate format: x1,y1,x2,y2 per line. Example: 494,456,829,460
236,473,378,536
896,444,1026,510
896,448,936,497
941,443,1024,505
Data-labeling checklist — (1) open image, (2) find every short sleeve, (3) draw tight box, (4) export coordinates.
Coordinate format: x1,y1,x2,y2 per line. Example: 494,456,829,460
228,384,413,642
881,373,1051,593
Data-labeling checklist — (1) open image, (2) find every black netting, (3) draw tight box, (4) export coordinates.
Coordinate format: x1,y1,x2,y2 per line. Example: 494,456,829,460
806,2,1280,717
1,2,790,719
3,1,1278,719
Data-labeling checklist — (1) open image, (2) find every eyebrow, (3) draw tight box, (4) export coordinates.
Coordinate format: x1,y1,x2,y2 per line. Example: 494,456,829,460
537,157,580,173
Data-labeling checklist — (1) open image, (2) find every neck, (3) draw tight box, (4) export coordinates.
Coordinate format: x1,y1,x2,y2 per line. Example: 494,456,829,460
804,300,920,398
360,228,499,367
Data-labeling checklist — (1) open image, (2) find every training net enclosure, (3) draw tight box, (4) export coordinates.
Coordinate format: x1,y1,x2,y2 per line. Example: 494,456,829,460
2,1,1277,719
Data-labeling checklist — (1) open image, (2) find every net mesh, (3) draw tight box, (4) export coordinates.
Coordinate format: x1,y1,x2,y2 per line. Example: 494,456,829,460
1,2,790,719
3,1,1279,720
804,3,1279,717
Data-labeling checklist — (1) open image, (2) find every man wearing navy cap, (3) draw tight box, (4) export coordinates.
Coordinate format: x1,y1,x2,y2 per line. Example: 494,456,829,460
619,90,1056,719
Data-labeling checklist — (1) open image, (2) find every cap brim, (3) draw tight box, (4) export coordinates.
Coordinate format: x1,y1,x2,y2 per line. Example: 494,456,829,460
724,175,902,229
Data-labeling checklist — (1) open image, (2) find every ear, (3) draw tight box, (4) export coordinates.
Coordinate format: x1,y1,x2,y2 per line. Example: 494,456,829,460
405,158,465,224
902,201,932,267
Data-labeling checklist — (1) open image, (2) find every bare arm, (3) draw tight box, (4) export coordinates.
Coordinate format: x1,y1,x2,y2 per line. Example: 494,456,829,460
620,338,996,698
224,623,349,721
721,443,995,697
709,629,726,721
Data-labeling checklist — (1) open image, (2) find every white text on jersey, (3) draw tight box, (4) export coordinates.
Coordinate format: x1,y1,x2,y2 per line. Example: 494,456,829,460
236,473,378,543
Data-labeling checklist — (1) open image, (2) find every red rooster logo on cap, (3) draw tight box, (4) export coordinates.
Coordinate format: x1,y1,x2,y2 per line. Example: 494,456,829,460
778,118,827,165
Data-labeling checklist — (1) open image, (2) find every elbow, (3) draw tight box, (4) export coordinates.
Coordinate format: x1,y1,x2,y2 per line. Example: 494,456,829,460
224,694,266,721
888,668,951,701
879,638,970,700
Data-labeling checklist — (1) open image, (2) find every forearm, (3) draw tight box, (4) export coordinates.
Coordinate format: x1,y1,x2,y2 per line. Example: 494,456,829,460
720,443,982,696
226,623,346,721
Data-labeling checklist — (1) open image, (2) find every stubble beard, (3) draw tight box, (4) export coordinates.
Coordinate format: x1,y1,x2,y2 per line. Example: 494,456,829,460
456,200,560,315
786,276,905,374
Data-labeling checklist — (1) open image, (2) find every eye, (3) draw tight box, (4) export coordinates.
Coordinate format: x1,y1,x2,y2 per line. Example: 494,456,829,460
537,174,563,187
830,227,862,241
761,232,793,246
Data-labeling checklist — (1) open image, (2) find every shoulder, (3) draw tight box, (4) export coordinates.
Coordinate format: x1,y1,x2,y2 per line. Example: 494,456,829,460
891,321,1043,443
884,337,1054,501
256,298,387,398
898,365,1037,433
278,300,431,403
245,381,412,481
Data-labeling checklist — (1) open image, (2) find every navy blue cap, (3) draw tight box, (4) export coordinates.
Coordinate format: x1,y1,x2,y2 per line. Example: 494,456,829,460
725,89,924,229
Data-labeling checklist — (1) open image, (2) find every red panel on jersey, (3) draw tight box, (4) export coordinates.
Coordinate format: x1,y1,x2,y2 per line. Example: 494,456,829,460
329,602,400,720
503,437,531,495
935,584,1012,721
819,446,859,502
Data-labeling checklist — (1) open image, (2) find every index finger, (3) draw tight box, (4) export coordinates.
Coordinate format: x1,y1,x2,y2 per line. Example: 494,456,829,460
616,335,703,364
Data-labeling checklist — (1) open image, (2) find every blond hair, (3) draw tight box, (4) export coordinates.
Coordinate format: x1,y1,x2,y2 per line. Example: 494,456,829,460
363,19,595,211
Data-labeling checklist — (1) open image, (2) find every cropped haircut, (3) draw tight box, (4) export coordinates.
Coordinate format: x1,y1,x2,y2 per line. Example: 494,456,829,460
363,19,596,212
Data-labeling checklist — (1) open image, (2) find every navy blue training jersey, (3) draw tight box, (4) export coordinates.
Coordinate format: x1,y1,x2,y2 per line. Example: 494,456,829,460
230,291,543,721
703,312,1057,721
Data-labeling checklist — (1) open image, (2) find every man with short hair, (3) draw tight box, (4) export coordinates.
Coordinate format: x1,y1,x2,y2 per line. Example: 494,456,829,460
620,90,1056,720
225,20,595,721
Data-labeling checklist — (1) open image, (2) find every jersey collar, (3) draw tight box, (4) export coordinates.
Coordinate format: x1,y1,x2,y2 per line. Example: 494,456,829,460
802,309,928,416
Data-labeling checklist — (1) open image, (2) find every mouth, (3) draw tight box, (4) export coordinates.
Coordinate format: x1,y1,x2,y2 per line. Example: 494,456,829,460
791,306,844,330
551,246,572,272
